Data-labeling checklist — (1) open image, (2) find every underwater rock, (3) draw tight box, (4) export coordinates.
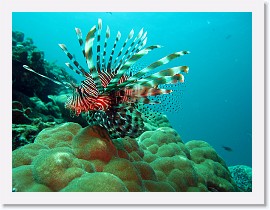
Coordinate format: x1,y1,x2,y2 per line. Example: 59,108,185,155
27,96,63,121
142,111,172,131
139,128,238,192
12,121,57,151
13,165,53,192
12,101,24,110
12,30,72,102
32,147,91,191
228,165,252,192
114,137,144,162
103,158,145,192
12,91,35,108
12,99,64,150
12,101,34,149
12,31,75,151
12,101,33,124
34,122,81,148
12,124,39,150
186,140,236,192
12,123,240,192
12,31,24,43
12,143,49,168
29,97,49,114
61,173,128,192
72,125,117,162
31,51,44,63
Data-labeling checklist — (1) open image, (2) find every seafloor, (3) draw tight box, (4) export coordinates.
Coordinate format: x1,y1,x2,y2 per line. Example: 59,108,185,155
12,31,252,192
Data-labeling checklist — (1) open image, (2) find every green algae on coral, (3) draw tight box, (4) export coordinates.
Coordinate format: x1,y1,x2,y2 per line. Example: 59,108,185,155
12,122,240,192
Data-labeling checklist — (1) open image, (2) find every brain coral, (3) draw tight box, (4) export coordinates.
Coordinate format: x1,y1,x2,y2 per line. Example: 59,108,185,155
141,112,172,131
12,123,239,192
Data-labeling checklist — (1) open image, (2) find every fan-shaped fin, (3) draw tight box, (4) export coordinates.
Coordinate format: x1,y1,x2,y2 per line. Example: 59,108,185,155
107,31,121,72
132,87,172,97
117,51,190,90
96,18,102,71
127,66,188,88
105,45,162,92
113,29,147,72
101,25,110,71
58,43,90,78
85,25,104,93
75,28,85,57
111,29,134,71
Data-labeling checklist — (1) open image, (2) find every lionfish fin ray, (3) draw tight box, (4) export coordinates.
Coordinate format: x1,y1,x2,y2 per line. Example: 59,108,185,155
111,29,135,70
117,51,190,90
65,62,83,77
113,28,147,72
75,28,85,57
58,43,90,78
85,25,104,93
127,66,188,88
107,31,121,72
96,18,102,71
22,65,69,88
105,45,161,92
101,25,110,71
132,88,172,97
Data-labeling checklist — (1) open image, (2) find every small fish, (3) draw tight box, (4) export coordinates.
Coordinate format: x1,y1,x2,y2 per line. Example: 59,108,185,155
222,146,233,152
106,12,112,15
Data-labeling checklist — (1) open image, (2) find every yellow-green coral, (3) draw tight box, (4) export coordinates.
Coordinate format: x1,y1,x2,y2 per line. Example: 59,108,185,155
12,122,239,192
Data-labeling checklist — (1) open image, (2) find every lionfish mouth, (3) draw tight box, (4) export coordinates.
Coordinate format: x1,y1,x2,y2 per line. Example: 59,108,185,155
23,18,190,139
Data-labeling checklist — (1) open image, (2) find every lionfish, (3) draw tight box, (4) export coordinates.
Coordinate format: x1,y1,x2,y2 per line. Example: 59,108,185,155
23,19,190,138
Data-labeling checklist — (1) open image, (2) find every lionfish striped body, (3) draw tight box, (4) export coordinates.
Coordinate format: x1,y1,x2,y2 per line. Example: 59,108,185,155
24,19,190,138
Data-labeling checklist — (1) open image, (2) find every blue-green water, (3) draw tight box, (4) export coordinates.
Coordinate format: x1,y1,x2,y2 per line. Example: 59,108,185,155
12,12,252,167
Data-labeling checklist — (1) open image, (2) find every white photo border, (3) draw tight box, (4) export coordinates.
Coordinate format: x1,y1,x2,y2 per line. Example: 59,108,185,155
0,0,264,205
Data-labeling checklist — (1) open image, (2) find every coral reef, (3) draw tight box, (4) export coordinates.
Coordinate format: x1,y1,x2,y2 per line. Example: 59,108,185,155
139,128,238,192
12,123,239,192
228,165,252,192
12,31,77,149
12,100,60,150
12,31,70,101
142,111,172,131
12,32,242,192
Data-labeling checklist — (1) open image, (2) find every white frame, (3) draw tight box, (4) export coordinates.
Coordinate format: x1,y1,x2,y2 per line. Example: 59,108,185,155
0,0,264,205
